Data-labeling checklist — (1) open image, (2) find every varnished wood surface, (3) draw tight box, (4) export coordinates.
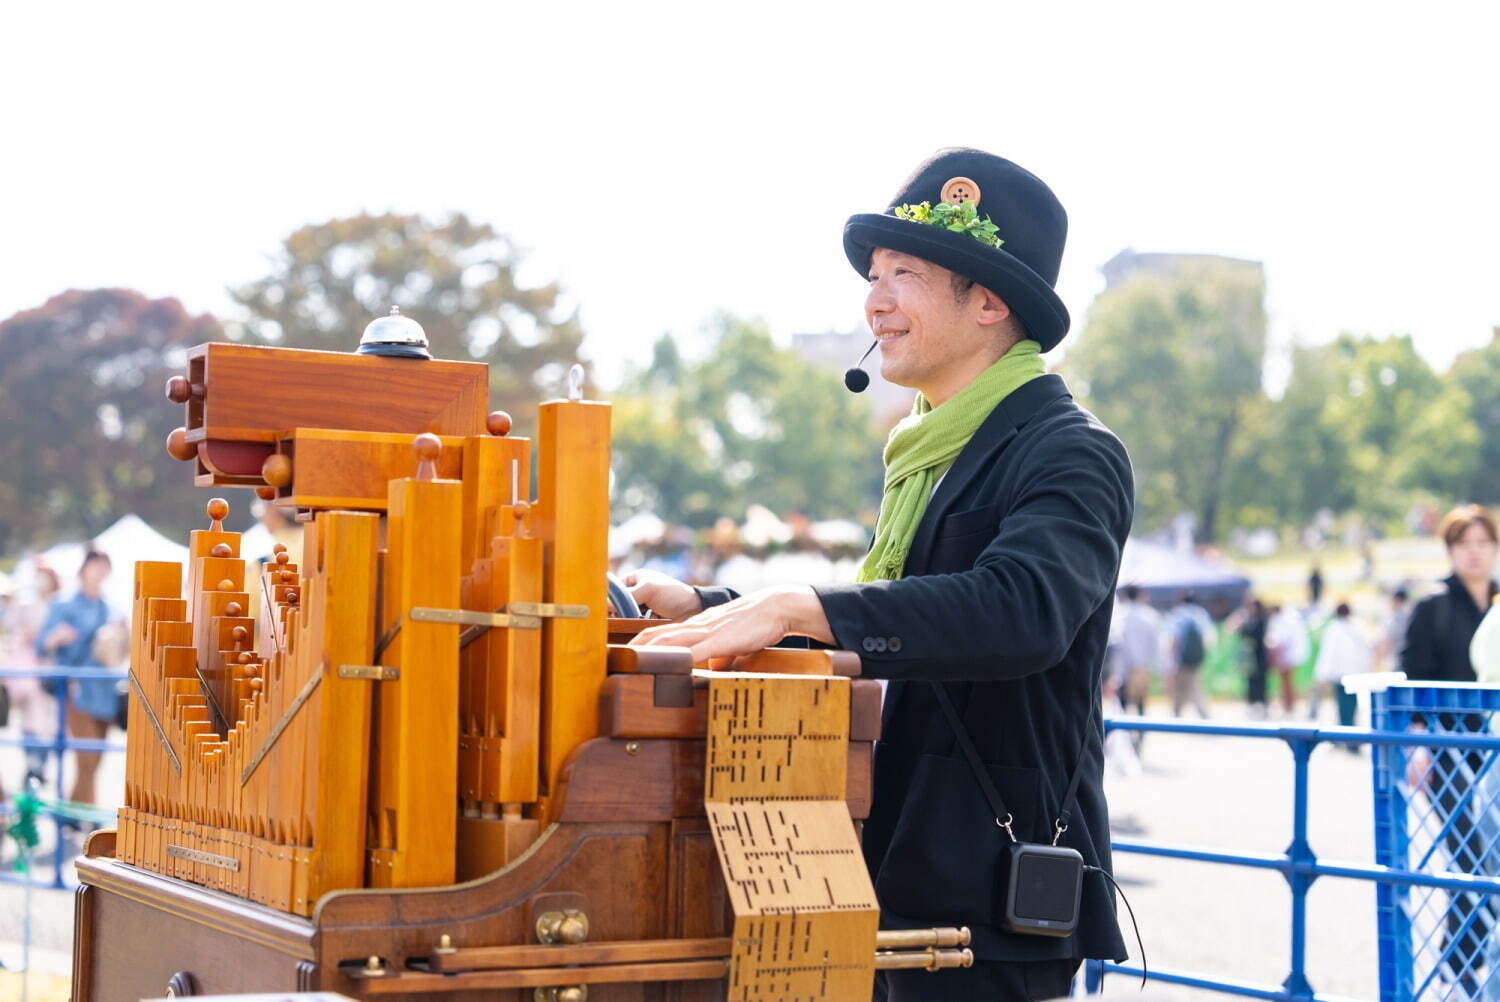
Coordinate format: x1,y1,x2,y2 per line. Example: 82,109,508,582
429,936,732,972
183,343,488,444
552,738,872,822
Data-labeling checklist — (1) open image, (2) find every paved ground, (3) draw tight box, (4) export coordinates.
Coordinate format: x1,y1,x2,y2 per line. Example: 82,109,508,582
0,700,1387,1000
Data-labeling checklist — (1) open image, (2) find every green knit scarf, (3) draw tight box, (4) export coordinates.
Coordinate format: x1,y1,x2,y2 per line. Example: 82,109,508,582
856,340,1047,582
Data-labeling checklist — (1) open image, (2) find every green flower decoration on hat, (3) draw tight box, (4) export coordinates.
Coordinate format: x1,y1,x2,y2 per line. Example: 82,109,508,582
893,200,1003,249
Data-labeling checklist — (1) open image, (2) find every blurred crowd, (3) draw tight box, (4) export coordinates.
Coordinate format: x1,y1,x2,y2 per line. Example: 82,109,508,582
1106,503,1500,742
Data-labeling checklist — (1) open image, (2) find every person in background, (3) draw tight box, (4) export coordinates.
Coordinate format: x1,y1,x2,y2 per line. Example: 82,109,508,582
1266,603,1309,716
1375,588,1411,672
1116,585,1162,742
1236,597,1271,719
1308,563,1324,607
35,549,115,805
2,563,61,791
1165,592,1212,718
1399,504,1498,996
1307,602,1369,727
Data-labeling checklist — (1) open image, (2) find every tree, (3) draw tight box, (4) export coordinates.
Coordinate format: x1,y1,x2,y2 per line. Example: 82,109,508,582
1450,329,1500,504
229,212,584,430
610,316,883,527
1318,334,1480,518
1065,260,1267,541
0,290,223,553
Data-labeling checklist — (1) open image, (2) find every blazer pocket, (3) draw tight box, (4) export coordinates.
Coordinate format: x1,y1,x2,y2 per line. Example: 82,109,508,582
938,502,1002,540
873,753,1043,927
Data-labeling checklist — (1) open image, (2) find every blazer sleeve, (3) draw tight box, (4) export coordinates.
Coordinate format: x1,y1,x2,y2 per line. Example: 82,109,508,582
694,586,739,610
813,422,1133,681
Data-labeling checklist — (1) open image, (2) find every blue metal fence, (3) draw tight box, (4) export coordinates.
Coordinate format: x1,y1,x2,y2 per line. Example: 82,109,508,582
0,665,127,888
1086,690,1500,1002
1371,684,1500,1002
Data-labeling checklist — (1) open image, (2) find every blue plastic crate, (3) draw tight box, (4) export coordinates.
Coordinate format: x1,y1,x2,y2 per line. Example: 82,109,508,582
1371,683,1500,1002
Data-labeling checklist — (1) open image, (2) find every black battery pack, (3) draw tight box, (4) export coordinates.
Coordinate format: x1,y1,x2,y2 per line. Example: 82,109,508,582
999,841,1085,938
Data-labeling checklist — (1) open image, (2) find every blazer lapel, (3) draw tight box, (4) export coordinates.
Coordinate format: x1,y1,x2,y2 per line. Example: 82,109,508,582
874,374,1071,733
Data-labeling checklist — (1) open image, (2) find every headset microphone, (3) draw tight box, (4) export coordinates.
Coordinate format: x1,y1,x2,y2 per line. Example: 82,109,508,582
843,340,878,393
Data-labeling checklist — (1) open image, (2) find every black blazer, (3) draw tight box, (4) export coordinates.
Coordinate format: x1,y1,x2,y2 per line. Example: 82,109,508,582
699,374,1132,963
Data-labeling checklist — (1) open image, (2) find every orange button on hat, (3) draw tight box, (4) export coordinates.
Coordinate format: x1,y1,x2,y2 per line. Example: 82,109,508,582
940,176,981,206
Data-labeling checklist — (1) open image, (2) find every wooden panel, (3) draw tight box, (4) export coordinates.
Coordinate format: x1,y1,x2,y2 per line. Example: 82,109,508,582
305,511,380,905
369,474,461,889
183,342,488,444
607,646,694,675
599,675,708,739
275,429,466,510
75,856,314,1002
553,738,871,823
724,648,862,678
530,399,611,819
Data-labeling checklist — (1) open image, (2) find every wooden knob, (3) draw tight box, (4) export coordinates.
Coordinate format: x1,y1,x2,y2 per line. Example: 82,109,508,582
275,551,290,565
513,500,531,519
231,626,249,645
486,411,513,437
207,498,229,531
210,543,232,558
165,376,200,404
225,602,244,617
237,651,254,664
217,578,235,591
261,454,293,488
284,590,299,605
273,543,288,555
249,678,263,693
166,427,196,462
414,433,441,481
255,487,277,501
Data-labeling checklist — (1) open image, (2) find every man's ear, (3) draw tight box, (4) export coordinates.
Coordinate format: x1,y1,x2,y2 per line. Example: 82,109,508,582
974,286,1013,328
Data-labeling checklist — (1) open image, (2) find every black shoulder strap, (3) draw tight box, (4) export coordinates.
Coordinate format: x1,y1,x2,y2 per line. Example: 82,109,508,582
930,681,1096,845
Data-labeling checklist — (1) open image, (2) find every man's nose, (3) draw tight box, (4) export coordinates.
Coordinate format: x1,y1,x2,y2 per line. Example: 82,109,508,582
866,278,894,317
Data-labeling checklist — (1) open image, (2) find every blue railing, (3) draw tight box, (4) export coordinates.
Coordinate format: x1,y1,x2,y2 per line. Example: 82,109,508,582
1085,712,1500,1002
0,665,127,888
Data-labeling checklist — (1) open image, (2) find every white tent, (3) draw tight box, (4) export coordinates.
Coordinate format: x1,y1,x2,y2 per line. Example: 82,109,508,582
27,514,190,617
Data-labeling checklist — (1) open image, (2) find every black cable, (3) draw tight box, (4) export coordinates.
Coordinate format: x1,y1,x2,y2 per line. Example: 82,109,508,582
1085,865,1147,990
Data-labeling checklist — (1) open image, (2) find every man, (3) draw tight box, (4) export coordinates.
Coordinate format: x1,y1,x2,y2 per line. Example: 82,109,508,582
1374,588,1410,672
1164,592,1212,718
1116,585,1162,743
631,149,1133,999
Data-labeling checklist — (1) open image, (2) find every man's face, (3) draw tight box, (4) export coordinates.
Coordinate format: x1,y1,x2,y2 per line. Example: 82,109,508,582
864,248,989,393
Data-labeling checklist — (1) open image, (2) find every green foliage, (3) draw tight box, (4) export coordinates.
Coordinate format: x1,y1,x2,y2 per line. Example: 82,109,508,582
893,201,1002,248
229,212,584,431
610,316,883,527
0,289,223,553
1315,334,1479,520
1450,331,1500,503
1065,261,1267,541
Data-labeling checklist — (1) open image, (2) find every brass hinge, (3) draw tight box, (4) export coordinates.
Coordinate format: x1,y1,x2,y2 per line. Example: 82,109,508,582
410,606,543,630
509,602,590,620
337,664,400,681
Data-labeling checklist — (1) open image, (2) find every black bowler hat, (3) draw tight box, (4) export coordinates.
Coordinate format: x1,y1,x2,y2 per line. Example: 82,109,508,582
843,147,1071,351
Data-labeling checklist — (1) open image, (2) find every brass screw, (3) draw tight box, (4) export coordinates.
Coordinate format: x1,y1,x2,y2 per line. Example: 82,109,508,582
625,741,640,755
435,933,455,955
365,956,383,974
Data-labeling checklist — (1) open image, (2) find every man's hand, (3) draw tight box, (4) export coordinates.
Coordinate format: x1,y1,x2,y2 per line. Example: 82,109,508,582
631,585,834,664
624,569,703,621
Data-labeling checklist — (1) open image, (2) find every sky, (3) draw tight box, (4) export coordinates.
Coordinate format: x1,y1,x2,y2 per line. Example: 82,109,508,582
3,1,1498,391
